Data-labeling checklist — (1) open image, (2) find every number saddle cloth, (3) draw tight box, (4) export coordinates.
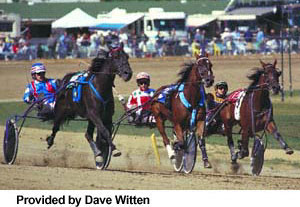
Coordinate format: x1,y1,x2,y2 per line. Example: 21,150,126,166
226,89,246,120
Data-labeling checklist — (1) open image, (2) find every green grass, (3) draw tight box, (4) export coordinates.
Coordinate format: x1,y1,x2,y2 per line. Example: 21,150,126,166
1,97,300,150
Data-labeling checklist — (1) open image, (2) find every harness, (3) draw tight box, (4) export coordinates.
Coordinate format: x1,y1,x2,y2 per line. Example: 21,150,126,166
178,83,206,130
69,74,108,105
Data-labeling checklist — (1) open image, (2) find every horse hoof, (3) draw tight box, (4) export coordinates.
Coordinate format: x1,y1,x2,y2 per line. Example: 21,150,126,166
95,155,104,169
112,149,122,157
203,160,212,168
231,154,238,162
170,157,176,165
46,137,53,149
238,150,249,159
285,148,294,155
173,141,184,151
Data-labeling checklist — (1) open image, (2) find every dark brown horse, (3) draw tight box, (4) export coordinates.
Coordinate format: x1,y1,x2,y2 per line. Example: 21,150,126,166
151,55,214,168
209,59,293,164
46,45,132,169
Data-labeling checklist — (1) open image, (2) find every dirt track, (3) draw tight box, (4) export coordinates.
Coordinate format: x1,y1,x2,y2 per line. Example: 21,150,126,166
1,126,299,190
1,56,300,189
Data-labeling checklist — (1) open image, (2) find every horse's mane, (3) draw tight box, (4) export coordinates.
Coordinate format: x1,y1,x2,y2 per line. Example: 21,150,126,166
247,67,265,89
88,57,106,72
176,62,194,84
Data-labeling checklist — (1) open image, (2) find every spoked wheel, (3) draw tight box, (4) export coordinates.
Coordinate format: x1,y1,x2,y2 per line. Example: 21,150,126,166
173,148,184,172
95,137,112,170
3,119,19,165
183,130,197,174
251,136,265,176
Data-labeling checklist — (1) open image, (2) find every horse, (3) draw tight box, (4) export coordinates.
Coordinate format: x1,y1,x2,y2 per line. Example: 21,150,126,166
46,44,133,168
151,55,214,168
207,59,293,164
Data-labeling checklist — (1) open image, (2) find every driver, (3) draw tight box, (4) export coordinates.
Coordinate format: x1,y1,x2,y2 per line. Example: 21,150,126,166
23,63,58,119
126,72,156,124
206,81,228,134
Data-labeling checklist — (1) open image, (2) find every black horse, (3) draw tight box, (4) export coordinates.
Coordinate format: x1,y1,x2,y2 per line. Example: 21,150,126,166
46,45,132,169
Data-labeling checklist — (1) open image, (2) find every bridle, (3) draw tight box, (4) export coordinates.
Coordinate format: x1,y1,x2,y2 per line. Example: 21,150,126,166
195,57,214,85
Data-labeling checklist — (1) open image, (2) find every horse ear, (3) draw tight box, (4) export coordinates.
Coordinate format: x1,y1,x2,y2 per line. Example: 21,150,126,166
260,59,266,68
195,54,200,60
205,52,209,58
273,59,277,67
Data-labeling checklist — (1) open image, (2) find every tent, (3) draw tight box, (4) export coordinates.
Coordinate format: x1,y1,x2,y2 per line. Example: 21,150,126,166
90,8,144,31
187,15,217,28
52,8,98,29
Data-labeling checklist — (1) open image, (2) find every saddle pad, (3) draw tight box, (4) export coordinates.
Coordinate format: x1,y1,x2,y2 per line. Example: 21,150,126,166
227,90,246,120
67,72,88,88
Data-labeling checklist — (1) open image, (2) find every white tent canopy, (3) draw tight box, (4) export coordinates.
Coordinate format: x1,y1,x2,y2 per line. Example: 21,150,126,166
52,8,98,28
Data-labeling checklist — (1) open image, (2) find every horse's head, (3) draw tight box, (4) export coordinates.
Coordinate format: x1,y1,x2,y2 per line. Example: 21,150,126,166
260,59,282,94
108,43,132,82
195,54,214,87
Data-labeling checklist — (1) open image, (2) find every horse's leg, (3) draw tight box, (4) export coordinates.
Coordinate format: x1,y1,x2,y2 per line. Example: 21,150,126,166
87,111,113,162
85,120,102,158
152,103,175,161
155,115,175,160
238,128,250,159
197,121,211,168
223,121,237,163
46,121,61,149
266,121,294,155
196,110,211,168
102,118,121,157
173,123,184,150
46,104,65,149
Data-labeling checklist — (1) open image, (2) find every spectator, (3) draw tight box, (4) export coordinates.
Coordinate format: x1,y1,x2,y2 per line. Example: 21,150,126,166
256,27,265,53
155,31,164,57
47,34,57,59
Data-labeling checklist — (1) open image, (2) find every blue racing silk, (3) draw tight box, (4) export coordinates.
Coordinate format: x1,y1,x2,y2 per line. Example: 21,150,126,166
23,79,57,104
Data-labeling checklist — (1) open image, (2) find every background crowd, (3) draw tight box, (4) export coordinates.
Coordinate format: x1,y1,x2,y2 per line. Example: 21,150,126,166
1,25,300,61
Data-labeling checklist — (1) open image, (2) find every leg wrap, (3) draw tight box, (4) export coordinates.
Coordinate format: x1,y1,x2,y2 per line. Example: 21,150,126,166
273,130,288,149
89,141,101,156
198,139,208,161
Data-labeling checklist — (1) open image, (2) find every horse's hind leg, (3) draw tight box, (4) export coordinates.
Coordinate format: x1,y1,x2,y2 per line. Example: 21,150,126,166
267,121,293,155
46,107,65,149
46,121,60,149
223,122,238,163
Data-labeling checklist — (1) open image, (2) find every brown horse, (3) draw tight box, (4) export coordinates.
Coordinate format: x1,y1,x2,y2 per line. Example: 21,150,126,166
209,59,293,164
151,55,214,168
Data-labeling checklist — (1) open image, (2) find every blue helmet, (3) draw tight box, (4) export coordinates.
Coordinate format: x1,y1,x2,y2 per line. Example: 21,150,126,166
31,63,46,74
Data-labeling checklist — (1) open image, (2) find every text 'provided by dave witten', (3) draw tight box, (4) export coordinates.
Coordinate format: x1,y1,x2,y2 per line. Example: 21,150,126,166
17,194,151,206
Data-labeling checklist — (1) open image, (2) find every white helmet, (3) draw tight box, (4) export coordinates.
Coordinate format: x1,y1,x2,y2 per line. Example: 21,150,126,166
31,63,46,74
136,72,150,81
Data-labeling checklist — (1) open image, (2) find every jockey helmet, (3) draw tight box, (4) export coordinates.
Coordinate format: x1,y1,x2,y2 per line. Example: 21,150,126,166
31,63,46,74
215,81,228,90
136,72,150,81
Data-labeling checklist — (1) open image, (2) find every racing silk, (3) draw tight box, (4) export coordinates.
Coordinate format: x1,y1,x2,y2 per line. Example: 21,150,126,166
207,91,226,110
23,79,57,106
212,91,226,104
127,88,155,113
